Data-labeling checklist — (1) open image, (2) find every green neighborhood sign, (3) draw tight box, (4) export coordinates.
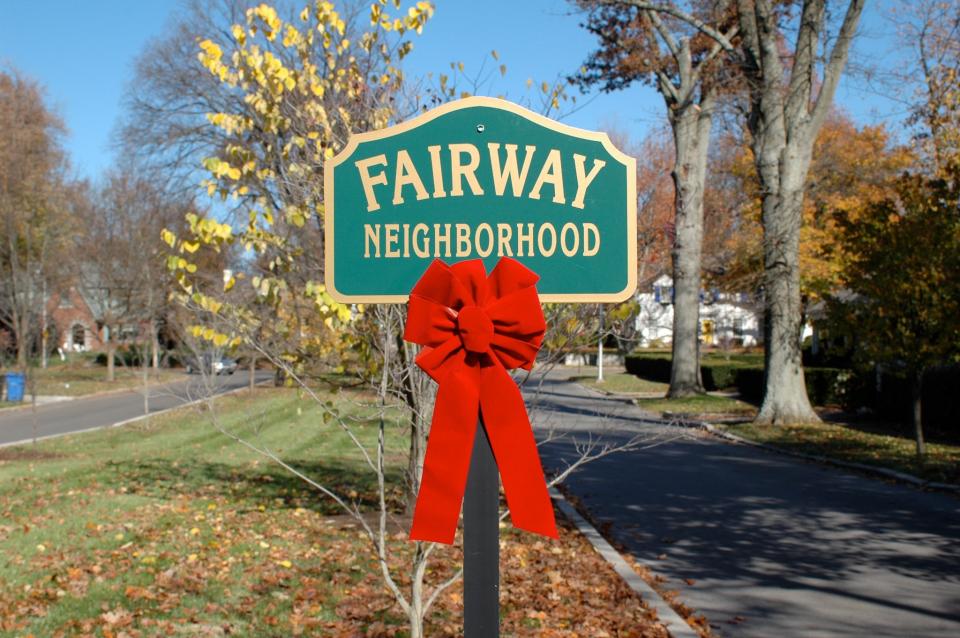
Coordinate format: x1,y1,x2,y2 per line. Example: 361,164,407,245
324,96,636,302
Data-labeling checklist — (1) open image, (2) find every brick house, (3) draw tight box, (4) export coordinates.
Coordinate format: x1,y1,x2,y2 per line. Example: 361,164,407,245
46,287,104,353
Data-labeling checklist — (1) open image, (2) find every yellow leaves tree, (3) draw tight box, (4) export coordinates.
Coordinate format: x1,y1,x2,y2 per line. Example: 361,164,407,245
166,0,433,366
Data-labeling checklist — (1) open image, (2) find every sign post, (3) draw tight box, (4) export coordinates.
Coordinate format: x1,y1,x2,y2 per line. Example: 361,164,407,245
325,96,636,635
463,420,499,638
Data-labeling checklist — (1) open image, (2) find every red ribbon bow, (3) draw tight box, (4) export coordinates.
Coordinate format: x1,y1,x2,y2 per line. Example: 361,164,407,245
404,257,558,545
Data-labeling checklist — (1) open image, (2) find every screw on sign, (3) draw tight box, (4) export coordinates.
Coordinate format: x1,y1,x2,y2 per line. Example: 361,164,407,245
324,96,637,636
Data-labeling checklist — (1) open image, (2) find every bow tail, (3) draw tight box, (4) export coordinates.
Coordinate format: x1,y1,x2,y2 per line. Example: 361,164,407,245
409,370,481,544
479,365,558,539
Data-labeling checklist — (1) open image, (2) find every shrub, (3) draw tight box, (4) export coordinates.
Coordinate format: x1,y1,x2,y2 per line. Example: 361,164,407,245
844,365,960,434
95,345,148,367
624,351,848,406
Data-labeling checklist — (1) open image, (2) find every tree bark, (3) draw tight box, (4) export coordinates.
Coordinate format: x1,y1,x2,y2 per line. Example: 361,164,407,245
912,370,926,458
106,331,116,383
15,315,27,371
150,318,160,372
755,174,818,424
735,0,865,425
668,99,713,397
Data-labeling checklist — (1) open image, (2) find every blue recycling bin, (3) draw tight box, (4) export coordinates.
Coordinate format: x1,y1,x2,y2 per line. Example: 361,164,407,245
4,372,24,402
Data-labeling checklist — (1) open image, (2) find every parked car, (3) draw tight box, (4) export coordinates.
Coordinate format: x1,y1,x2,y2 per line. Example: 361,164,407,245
185,353,238,375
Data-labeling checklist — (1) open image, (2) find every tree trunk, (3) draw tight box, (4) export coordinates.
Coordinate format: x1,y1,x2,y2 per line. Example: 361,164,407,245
667,102,712,398
735,0,864,424
150,319,160,372
912,370,926,458
142,359,150,415
107,338,116,382
755,175,819,425
15,314,28,371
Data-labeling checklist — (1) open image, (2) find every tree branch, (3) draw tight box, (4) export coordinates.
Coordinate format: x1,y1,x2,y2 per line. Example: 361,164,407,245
809,0,867,133
601,0,737,52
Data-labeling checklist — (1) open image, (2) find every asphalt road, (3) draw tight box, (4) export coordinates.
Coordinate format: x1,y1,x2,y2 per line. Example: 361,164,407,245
0,371,273,447
528,375,960,638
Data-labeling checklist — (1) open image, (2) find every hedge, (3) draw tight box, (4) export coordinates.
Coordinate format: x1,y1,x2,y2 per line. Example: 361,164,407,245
842,365,960,432
624,352,847,406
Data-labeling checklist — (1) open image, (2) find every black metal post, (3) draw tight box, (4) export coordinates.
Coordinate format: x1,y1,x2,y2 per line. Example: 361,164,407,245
463,418,499,637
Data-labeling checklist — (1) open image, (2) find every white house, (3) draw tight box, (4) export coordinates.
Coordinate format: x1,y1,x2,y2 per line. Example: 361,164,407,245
635,275,762,348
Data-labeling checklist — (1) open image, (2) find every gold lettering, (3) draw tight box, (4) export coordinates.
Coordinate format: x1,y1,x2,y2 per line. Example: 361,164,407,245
583,223,600,256
475,223,494,258
529,149,565,204
537,223,557,257
449,143,484,197
402,223,410,258
385,223,400,258
456,223,471,257
427,145,447,198
488,143,535,197
516,223,534,257
434,223,452,257
497,223,513,256
392,150,429,206
572,154,606,209
364,224,380,258
413,223,430,258
561,222,579,256
355,154,389,212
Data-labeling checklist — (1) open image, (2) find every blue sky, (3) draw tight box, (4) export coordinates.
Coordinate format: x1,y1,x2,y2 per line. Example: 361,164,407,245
0,0,911,182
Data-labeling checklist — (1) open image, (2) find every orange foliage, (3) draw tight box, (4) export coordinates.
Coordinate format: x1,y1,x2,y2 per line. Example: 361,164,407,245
629,127,675,287
712,111,915,300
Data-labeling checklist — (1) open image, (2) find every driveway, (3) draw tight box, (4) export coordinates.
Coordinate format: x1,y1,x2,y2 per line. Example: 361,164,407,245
528,374,960,638
0,371,272,447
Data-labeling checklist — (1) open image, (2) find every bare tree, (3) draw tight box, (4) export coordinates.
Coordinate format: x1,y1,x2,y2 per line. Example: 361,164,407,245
573,0,741,396
624,0,866,423
0,69,73,371
180,290,676,637
889,0,960,173
77,171,188,382
734,0,865,424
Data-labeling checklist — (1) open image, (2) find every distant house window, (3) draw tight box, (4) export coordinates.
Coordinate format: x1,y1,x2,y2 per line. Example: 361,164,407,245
59,292,74,309
654,285,674,304
72,324,85,347
733,318,744,337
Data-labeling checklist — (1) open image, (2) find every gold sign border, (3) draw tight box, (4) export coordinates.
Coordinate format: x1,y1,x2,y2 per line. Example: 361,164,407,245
323,96,637,303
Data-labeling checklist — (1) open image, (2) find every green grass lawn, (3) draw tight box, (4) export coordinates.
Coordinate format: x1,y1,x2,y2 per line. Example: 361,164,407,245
721,421,960,485
0,386,665,637
0,387,411,637
31,363,185,397
635,393,758,418
572,370,669,395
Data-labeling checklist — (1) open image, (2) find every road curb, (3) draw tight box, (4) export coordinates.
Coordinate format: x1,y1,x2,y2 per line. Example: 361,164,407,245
550,488,700,638
573,379,960,497
0,382,267,449
679,418,960,496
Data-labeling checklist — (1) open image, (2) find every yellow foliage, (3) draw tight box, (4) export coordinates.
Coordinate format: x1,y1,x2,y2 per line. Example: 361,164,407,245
171,0,432,366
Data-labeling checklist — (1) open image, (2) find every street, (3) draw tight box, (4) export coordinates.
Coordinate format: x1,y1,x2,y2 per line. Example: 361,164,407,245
0,371,272,447
530,375,960,638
